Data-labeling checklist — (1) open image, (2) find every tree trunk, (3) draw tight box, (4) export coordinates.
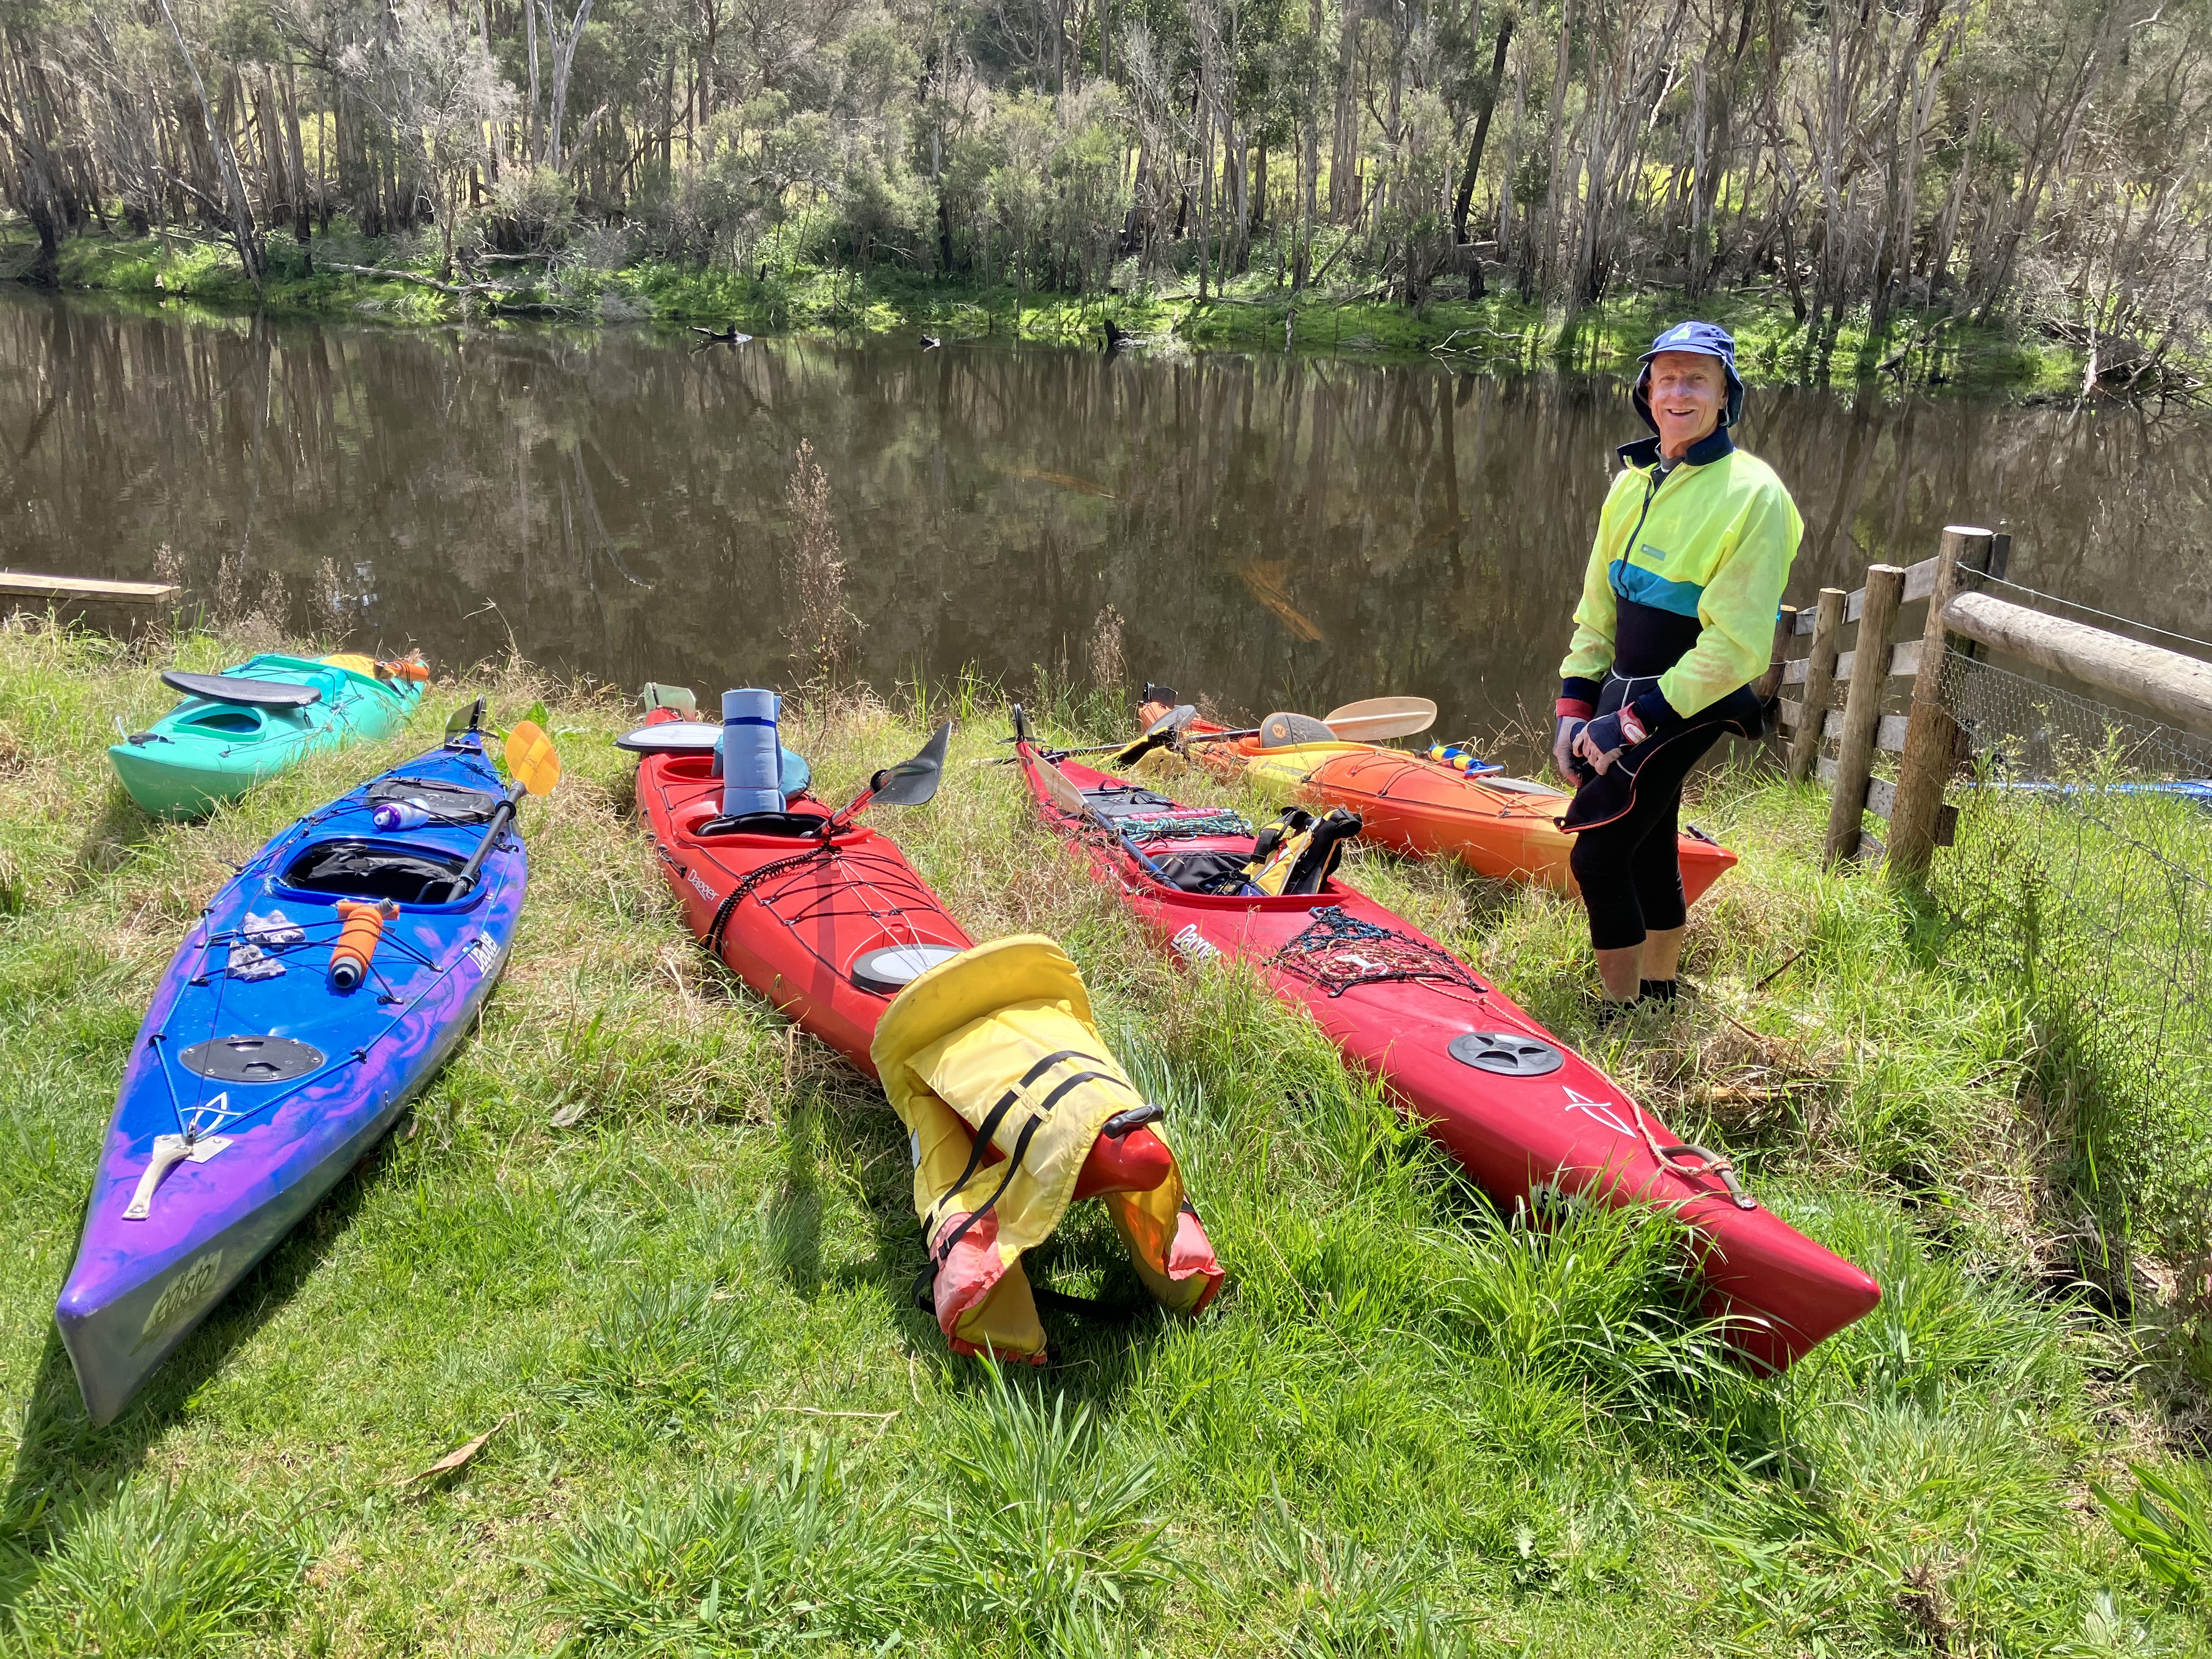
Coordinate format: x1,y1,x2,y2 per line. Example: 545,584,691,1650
1452,9,1513,244
153,0,263,284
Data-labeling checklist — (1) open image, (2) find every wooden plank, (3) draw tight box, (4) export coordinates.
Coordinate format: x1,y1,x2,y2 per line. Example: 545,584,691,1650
1812,760,1954,841
1945,590,2212,743
1829,639,1921,681
1779,697,1803,731
1840,554,1941,624
1,571,180,605
1782,657,1809,686
1818,708,1909,751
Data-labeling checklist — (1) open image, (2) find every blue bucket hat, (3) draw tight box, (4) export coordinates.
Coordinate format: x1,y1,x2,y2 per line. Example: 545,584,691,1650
1633,320,1745,433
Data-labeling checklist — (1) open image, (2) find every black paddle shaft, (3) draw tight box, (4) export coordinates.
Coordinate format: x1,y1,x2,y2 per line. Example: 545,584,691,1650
449,783,523,896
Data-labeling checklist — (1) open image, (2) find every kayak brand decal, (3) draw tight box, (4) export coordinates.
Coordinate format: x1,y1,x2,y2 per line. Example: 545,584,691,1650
467,933,505,974
1169,924,1220,962
137,1249,224,1347
686,868,717,905
1561,1086,1636,1138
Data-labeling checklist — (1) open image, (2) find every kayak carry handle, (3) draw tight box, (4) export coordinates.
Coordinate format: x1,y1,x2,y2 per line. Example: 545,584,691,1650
1653,1141,1757,1211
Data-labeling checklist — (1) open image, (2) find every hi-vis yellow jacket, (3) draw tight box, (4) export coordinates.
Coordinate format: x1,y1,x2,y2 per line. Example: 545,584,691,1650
1559,429,1803,721
872,935,1223,1361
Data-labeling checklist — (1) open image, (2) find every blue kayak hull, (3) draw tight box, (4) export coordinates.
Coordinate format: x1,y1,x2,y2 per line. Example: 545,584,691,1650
57,732,526,1424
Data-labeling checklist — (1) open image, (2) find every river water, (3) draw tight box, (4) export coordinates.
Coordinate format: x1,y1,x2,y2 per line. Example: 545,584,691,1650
4,288,2208,745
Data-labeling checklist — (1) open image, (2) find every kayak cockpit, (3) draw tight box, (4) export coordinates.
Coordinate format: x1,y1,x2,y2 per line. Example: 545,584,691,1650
276,839,475,907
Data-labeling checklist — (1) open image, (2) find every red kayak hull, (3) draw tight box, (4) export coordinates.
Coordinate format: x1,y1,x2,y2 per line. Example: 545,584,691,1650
1019,748,1879,1372
636,742,972,1077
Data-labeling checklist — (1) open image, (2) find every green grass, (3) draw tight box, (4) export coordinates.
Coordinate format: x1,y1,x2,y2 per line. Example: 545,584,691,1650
0,617,2205,1654
10,223,2080,393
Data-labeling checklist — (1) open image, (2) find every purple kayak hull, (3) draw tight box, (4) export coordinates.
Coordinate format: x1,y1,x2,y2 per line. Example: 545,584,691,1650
56,732,527,1424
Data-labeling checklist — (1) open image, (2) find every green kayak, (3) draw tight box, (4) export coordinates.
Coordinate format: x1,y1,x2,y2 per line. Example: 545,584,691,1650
109,652,427,819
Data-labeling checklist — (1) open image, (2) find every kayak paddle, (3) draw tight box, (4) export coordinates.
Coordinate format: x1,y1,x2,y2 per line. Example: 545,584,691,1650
452,720,561,896
829,721,952,828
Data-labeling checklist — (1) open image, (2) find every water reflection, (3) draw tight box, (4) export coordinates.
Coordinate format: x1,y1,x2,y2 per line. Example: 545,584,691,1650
2,288,2205,744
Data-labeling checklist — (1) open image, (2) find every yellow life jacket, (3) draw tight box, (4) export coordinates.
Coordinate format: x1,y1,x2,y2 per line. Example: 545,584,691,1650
871,935,1224,1361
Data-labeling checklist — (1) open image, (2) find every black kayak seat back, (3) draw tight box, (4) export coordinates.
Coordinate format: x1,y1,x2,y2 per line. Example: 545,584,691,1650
693,809,827,839
162,669,321,709
280,839,469,906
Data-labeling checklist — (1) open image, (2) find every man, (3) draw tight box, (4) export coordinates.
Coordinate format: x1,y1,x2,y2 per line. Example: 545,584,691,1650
1552,321,1802,1017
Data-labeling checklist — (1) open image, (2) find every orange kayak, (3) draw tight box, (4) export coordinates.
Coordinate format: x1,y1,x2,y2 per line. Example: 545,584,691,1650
1169,724,1739,904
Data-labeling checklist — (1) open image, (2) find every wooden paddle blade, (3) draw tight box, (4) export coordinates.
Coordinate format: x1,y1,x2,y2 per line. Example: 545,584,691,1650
1322,696,1438,741
445,697,484,736
1034,753,1091,817
505,720,562,795
1259,711,1338,748
872,723,952,807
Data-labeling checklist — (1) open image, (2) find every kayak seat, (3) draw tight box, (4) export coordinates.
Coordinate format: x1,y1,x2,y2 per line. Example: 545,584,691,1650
693,809,829,839
182,708,263,735
161,670,323,709
280,839,469,906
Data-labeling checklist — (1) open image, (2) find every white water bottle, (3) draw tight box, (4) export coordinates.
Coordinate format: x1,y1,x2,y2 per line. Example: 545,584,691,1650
372,799,432,831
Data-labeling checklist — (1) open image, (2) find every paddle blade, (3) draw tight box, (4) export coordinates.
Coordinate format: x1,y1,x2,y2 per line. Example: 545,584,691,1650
1034,753,1091,818
505,720,562,796
613,720,721,754
1323,696,1438,742
1111,703,1195,767
641,682,698,715
445,697,484,737
871,723,952,808
1259,711,1338,748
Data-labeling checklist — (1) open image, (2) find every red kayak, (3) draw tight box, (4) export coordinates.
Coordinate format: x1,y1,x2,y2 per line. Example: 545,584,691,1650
628,709,1179,1200
1014,713,1878,1372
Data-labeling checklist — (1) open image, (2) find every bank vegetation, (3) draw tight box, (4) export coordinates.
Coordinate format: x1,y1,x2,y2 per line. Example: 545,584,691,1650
2,0,2209,383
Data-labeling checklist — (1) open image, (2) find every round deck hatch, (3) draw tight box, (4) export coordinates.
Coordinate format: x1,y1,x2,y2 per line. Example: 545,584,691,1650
179,1034,326,1084
1447,1031,1564,1077
851,944,965,995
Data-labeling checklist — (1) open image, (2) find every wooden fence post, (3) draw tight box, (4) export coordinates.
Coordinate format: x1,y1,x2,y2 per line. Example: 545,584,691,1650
1757,605,1798,700
1789,586,1847,783
1823,563,1905,864
1888,524,1995,879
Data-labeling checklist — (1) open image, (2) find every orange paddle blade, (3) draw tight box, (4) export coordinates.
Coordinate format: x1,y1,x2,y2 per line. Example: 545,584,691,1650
505,720,562,796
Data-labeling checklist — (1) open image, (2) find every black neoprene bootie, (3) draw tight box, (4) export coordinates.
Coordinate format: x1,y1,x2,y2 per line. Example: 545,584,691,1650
1639,978,1678,1002
1583,992,1643,1026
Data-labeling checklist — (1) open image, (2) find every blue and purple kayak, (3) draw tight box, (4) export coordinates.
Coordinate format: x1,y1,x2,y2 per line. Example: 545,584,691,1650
57,724,527,1424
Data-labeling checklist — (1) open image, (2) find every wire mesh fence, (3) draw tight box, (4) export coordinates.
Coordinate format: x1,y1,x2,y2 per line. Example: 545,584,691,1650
1930,645,2212,1287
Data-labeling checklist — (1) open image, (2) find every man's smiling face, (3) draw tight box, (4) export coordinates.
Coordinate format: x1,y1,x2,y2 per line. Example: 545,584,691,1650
1646,351,1727,458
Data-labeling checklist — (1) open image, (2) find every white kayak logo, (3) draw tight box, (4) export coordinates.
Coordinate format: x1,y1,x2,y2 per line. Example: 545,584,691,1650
687,869,716,904
138,1249,224,1345
1561,1086,1635,1138
468,933,505,974
1169,924,1220,961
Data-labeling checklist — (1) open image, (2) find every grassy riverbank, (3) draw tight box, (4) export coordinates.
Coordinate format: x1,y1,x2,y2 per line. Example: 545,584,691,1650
1,617,2206,1656
10,225,2081,393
